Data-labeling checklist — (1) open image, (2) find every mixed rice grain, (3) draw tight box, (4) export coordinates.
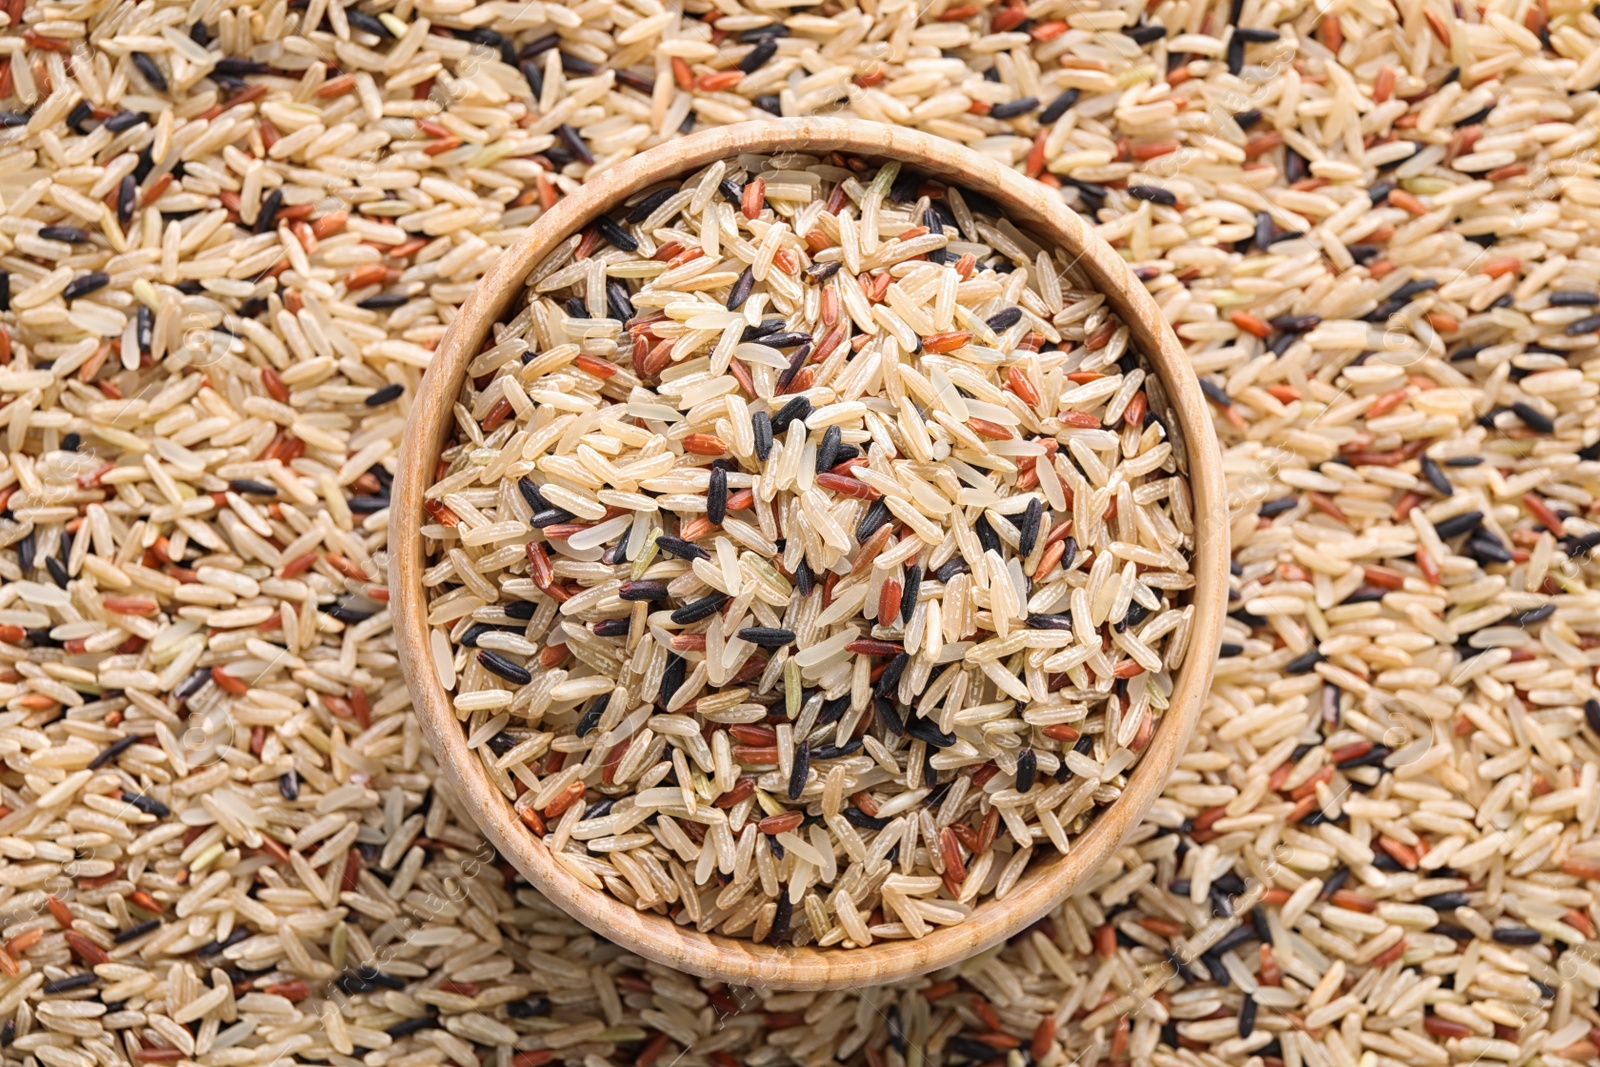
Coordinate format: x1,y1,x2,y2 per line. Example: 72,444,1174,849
421,154,1197,946
1,0,1600,1060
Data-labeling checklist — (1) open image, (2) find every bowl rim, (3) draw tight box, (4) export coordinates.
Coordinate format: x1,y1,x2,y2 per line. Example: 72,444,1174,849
388,117,1228,990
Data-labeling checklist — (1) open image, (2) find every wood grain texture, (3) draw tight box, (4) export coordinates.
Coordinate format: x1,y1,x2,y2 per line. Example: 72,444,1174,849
388,118,1229,990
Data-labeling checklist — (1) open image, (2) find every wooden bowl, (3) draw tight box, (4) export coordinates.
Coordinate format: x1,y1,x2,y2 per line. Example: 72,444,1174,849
389,118,1228,990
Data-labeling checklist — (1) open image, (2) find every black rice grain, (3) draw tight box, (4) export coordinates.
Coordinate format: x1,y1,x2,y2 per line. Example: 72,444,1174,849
1015,748,1037,792
595,215,639,253
477,650,532,685
132,52,168,91
63,271,111,300
670,593,728,625
988,96,1040,119
1018,498,1043,556
707,466,727,524
769,396,811,435
738,627,795,648
1039,88,1079,123
752,410,774,461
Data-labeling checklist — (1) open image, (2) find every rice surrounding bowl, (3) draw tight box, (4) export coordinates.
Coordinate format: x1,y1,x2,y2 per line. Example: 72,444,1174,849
4,0,1600,1059
416,146,1202,950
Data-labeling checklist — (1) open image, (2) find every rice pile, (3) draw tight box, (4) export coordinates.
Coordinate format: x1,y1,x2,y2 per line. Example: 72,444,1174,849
3,0,1600,1062
421,152,1198,946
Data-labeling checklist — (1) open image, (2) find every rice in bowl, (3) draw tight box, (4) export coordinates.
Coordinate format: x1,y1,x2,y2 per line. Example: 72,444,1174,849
419,151,1197,947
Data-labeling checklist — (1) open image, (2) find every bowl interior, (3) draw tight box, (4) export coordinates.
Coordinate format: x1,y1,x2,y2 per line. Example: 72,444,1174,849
389,118,1229,990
